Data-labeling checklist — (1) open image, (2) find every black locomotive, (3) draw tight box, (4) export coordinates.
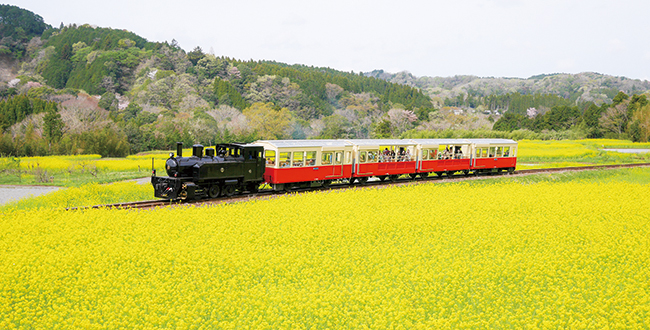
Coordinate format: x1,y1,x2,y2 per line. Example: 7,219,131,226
151,142,265,200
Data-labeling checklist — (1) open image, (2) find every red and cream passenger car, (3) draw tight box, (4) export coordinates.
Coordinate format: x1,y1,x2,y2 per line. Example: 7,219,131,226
254,138,518,190
467,139,518,174
412,139,473,177
253,140,354,191
351,139,418,183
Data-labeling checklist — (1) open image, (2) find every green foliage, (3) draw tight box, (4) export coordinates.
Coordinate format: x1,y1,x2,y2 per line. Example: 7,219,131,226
403,128,583,141
371,119,392,139
44,24,153,50
41,43,73,89
318,115,353,139
38,25,155,94
57,127,130,157
187,46,205,66
0,5,50,58
213,78,249,109
481,92,571,115
43,106,64,143
0,95,59,131
0,5,49,38
98,92,117,111
240,60,434,119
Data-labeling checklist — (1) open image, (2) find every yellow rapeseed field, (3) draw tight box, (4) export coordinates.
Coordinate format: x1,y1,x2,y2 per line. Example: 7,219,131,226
1,175,649,328
18,153,170,172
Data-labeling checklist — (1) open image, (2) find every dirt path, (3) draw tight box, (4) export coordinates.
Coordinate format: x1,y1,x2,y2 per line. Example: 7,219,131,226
0,185,62,205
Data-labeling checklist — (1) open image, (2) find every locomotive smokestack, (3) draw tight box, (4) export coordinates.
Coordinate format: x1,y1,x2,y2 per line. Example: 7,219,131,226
176,142,183,157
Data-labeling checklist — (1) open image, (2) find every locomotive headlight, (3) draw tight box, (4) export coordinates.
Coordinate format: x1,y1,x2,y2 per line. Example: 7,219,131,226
165,158,178,176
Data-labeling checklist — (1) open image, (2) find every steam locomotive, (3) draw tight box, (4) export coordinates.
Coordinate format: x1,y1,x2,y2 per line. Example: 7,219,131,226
152,138,518,201
151,142,265,200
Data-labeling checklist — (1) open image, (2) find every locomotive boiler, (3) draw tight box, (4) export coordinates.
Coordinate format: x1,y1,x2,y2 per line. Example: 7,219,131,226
151,142,265,200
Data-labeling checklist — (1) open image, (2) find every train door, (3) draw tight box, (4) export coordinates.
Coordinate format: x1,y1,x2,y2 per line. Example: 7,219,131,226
332,151,343,176
243,146,264,182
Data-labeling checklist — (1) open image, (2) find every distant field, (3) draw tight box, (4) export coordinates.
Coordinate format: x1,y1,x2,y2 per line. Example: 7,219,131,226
1,167,649,328
516,139,650,169
0,150,179,187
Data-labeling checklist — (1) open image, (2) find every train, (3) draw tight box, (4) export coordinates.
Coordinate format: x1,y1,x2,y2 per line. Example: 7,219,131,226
151,138,518,200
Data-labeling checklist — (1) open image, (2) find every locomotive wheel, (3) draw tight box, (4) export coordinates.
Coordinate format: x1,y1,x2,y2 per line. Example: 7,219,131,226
284,184,293,192
446,171,454,177
463,170,470,176
436,172,443,178
388,175,398,182
409,173,418,180
322,180,332,188
358,177,368,185
349,178,356,184
420,173,429,179
208,185,221,198
223,185,236,197
378,176,387,182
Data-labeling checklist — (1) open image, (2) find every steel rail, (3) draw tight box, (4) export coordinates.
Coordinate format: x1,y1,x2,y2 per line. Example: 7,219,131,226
70,162,650,211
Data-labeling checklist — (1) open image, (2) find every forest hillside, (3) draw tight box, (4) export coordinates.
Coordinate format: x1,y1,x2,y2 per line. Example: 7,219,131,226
1,4,650,157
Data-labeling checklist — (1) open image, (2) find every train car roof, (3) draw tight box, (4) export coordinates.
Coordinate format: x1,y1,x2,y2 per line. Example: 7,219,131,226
345,139,417,147
253,139,354,148
409,139,472,146
465,139,518,145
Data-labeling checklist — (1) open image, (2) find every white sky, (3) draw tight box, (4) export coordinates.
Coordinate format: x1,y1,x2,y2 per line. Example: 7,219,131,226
15,0,650,80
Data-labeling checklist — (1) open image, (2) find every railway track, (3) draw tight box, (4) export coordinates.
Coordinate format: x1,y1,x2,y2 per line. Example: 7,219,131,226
70,162,650,211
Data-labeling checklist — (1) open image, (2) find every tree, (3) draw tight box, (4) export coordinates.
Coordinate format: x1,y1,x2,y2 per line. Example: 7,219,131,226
98,92,118,111
318,115,352,139
242,102,292,140
600,102,629,135
629,104,650,142
371,119,392,138
187,46,205,66
387,108,417,136
611,91,629,106
43,106,64,144
122,102,142,121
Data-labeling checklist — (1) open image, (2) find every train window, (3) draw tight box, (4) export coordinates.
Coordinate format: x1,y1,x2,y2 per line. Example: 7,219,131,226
367,151,377,163
292,151,304,167
430,149,437,160
422,149,428,160
322,152,332,165
512,147,517,157
504,147,511,157
481,148,488,158
335,152,342,165
475,148,481,158
279,152,290,168
265,150,276,167
496,147,503,157
306,151,316,166
359,151,367,163
488,147,495,158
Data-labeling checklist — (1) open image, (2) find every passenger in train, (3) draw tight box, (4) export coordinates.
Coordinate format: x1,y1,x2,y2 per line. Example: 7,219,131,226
381,148,390,162
444,147,451,159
